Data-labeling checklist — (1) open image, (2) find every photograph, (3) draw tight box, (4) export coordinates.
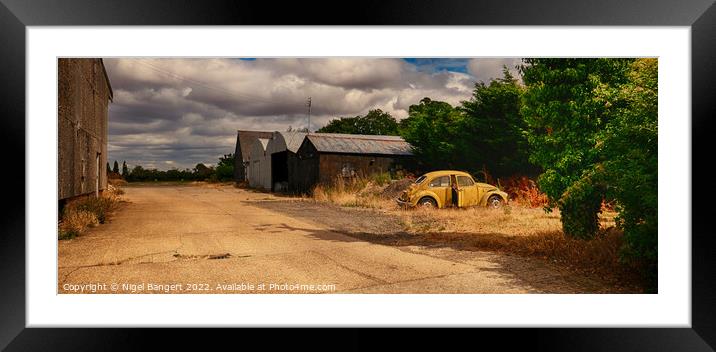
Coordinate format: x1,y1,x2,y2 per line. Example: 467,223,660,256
57,57,658,294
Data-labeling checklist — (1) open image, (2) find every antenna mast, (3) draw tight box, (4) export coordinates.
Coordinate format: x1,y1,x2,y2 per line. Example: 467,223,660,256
306,97,312,133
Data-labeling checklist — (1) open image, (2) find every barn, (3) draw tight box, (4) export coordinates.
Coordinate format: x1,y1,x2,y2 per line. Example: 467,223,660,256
247,138,271,189
58,58,113,208
291,133,413,193
233,130,273,182
265,131,307,192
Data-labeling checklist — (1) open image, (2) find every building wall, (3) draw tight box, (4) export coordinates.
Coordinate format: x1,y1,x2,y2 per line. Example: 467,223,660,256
247,138,271,190
318,154,402,184
58,58,111,201
290,141,319,194
290,137,412,194
234,130,273,182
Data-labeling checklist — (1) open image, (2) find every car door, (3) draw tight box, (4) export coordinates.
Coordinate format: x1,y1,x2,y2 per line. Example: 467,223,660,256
428,175,451,207
457,175,479,207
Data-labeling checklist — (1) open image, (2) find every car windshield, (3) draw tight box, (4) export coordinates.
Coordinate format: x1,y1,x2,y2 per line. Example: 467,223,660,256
414,175,427,184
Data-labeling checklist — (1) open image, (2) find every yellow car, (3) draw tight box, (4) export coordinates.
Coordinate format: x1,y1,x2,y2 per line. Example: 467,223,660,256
397,170,508,209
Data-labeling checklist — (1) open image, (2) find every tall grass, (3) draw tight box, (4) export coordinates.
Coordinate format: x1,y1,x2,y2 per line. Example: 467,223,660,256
58,185,123,240
59,209,98,240
306,173,640,290
311,174,400,209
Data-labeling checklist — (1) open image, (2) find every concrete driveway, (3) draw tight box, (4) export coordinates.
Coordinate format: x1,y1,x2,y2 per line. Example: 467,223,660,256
58,184,546,294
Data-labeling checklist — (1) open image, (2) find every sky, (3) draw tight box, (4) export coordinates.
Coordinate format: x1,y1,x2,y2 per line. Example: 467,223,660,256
103,57,522,170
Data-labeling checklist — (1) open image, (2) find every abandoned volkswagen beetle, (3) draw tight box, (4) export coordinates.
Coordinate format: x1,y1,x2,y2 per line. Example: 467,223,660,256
396,170,508,209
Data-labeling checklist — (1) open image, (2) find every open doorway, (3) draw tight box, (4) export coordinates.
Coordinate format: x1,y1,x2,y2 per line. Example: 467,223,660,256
271,151,288,192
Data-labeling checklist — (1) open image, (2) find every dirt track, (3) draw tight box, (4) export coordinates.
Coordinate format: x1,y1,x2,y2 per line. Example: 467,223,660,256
58,184,601,293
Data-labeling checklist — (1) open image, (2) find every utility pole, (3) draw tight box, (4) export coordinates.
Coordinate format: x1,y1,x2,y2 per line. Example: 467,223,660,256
306,97,312,133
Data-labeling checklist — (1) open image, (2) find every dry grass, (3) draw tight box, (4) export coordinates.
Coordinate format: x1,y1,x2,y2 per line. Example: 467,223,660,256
59,185,124,240
400,228,640,291
398,205,617,236
398,206,559,235
306,176,640,290
59,209,99,240
106,184,124,197
311,176,397,209
108,178,128,187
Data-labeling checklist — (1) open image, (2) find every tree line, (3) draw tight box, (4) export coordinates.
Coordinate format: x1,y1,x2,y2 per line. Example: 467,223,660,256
319,58,658,282
107,154,235,183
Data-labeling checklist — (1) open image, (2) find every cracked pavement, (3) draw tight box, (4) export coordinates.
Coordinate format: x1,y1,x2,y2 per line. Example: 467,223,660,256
58,184,541,294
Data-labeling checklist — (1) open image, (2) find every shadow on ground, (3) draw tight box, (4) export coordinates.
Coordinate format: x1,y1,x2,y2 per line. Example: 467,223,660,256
252,200,642,293
250,214,623,294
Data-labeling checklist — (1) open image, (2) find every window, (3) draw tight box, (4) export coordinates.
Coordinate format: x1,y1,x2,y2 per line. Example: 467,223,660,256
429,176,450,188
414,175,427,184
341,163,356,178
457,175,475,187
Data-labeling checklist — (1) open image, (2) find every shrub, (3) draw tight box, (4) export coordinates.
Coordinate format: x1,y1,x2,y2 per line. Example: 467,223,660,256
369,172,392,186
59,208,98,240
74,196,114,223
502,176,548,208
58,190,122,240
58,229,78,240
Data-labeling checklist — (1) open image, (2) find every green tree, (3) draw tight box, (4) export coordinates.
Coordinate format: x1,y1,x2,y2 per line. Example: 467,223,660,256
112,160,119,174
318,117,359,134
106,162,111,175
594,58,658,276
520,58,634,239
318,109,399,135
193,163,214,180
121,161,129,178
128,165,145,182
399,98,464,171
458,68,534,179
215,153,235,181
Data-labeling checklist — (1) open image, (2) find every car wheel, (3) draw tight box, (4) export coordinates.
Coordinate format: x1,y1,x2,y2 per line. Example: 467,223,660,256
418,197,437,208
487,195,503,209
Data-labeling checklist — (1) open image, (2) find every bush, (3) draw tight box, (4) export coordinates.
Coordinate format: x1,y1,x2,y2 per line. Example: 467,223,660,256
58,191,122,240
369,172,392,186
73,197,114,223
502,176,548,208
59,208,98,240
559,190,603,240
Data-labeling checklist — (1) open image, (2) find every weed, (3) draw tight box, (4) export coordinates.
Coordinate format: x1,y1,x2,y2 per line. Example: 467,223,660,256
58,188,123,240
59,209,98,239
58,229,79,240
73,197,113,223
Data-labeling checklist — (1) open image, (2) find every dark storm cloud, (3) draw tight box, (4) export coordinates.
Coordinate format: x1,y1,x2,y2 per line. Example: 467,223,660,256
104,58,519,170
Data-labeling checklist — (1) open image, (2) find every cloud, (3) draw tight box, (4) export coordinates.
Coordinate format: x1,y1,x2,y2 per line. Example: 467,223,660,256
103,58,515,170
467,58,523,84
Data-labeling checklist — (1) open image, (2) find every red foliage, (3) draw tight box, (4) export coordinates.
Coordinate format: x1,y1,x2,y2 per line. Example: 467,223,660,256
501,175,549,208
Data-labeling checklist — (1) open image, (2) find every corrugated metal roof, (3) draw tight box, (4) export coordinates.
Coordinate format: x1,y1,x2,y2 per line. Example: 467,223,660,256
306,133,413,156
274,131,308,153
236,130,273,161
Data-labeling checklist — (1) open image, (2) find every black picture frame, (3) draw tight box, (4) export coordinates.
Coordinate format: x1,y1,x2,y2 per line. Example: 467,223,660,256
1,0,713,350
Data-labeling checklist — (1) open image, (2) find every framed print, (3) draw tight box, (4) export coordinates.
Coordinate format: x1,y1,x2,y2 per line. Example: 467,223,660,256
1,0,714,350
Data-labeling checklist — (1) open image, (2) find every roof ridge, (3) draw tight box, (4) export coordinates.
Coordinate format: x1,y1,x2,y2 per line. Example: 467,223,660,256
309,133,404,141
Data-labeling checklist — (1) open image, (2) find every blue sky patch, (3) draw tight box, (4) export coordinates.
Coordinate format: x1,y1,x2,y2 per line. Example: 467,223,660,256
403,58,470,74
